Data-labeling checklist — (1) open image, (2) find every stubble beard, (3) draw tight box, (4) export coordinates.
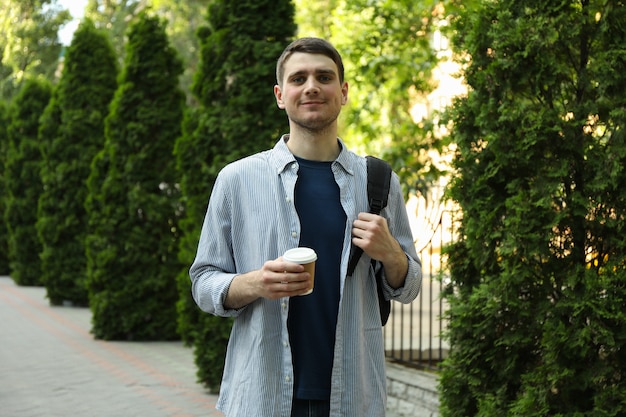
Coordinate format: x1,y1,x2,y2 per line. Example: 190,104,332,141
289,112,339,136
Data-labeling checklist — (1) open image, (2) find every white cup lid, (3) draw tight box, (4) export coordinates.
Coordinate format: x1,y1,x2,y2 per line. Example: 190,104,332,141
283,247,317,263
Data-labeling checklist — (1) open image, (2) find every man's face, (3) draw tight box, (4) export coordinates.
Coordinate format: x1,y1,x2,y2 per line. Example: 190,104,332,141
274,52,348,132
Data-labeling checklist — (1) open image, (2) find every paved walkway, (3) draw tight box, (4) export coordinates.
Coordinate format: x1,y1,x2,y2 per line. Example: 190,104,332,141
1,276,412,417
0,276,222,417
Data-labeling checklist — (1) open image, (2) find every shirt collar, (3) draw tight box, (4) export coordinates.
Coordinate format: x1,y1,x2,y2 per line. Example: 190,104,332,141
270,134,355,176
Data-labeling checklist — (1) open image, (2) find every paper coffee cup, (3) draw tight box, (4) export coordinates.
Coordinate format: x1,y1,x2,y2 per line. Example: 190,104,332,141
283,247,317,295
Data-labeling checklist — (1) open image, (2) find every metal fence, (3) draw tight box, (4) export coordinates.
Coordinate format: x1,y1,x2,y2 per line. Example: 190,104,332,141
384,194,457,371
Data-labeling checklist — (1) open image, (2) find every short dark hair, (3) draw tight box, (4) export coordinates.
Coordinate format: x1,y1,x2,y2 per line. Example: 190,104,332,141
276,37,345,86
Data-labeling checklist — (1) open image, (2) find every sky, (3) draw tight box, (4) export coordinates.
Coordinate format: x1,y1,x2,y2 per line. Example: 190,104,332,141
57,0,89,45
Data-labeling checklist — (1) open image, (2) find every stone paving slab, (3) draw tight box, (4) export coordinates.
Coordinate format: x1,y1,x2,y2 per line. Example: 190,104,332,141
0,276,222,417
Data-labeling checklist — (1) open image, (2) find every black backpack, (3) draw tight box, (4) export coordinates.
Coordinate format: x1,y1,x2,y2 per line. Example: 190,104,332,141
346,156,392,326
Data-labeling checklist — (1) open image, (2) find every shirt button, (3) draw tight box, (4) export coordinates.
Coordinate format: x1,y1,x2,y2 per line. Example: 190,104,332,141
291,231,297,238
285,376,291,382
286,197,291,203
282,302,287,309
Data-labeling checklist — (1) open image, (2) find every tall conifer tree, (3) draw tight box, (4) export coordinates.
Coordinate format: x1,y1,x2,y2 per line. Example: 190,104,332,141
37,20,118,306
0,101,9,275
85,13,184,340
440,1,626,415
4,79,51,285
174,0,296,389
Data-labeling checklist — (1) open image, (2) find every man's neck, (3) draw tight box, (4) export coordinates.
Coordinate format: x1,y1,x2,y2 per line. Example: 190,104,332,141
286,126,340,162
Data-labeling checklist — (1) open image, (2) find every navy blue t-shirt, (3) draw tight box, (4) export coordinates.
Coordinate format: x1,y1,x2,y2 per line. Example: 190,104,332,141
288,157,346,400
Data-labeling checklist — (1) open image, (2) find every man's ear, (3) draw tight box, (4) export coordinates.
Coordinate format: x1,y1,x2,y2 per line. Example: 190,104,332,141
274,85,285,109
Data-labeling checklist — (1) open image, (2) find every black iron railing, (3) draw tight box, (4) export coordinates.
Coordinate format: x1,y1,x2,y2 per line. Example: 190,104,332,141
384,203,457,371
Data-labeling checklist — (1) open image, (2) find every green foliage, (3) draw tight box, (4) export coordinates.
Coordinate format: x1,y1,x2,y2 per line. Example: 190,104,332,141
440,1,626,416
0,0,70,100
173,107,203,346
174,0,296,390
84,0,211,105
84,0,145,65
330,0,444,198
294,0,447,197
148,0,213,106
37,19,118,306
293,0,339,39
4,78,52,285
0,100,9,274
85,13,184,340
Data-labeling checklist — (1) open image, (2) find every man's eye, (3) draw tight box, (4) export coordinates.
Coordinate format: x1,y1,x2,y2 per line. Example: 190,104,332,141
291,77,305,83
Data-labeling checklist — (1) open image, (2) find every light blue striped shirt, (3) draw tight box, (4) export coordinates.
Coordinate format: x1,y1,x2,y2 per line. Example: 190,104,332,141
190,136,422,417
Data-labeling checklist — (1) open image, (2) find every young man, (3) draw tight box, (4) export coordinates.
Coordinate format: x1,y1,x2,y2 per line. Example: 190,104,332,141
189,37,421,417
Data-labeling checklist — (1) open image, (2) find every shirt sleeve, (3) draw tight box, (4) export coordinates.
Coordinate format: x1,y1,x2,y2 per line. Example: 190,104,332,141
189,170,246,317
380,172,422,304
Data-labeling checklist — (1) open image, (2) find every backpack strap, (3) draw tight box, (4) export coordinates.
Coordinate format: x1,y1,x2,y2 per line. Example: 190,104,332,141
347,156,393,326
366,156,392,215
346,156,392,276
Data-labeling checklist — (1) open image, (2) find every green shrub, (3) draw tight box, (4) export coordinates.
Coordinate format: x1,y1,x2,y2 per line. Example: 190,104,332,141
4,78,51,285
85,13,184,340
440,1,626,415
0,101,9,275
37,20,118,306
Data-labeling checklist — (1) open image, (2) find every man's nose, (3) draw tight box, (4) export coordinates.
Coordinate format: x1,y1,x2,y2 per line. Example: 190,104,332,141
304,77,320,93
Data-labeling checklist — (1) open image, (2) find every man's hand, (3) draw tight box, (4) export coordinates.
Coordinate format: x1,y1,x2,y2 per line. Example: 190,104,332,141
351,212,409,289
224,257,313,309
